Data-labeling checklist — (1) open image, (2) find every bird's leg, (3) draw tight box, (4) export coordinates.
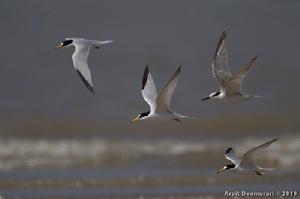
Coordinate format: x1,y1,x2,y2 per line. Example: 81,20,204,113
254,170,263,176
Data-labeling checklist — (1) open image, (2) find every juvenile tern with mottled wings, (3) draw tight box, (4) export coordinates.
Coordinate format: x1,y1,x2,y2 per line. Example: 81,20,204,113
56,38,114,94
202,31,260,101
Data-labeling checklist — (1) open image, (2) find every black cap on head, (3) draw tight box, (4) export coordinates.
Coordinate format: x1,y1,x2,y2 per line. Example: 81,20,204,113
139,111,150,119
225,164,235,169
61,39,73,46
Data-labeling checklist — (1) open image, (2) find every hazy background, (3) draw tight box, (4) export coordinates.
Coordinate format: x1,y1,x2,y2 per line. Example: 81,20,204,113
0,0,299,123
0,1,299,198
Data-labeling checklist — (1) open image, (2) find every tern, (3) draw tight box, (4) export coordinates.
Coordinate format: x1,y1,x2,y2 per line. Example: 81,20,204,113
56,38,114,94
131,65,189,122
217,138,278,176
202,31,260,101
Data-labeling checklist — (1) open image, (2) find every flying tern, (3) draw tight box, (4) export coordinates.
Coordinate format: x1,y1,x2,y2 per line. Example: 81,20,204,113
131,65,189,122
56,38,114,94
217,138,278,176
202,31,260,101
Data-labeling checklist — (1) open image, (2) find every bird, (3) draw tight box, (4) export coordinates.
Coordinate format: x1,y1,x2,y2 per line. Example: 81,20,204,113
131,65,190,122
201,31,261,101
55,38,114,94
217,138,278,176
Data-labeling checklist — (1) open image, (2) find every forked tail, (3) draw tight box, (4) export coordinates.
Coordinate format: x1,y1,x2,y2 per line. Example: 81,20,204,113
93,40,114,48
256,167,275,175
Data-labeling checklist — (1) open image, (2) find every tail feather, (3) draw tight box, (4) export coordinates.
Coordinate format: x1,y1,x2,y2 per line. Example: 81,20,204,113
257,167,275,175
93,40,114,48
98,40,114,45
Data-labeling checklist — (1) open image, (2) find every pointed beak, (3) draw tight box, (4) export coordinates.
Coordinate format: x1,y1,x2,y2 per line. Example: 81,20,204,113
217,167,225,174
201,96,211,101
55,43,63,50
131,116,140,123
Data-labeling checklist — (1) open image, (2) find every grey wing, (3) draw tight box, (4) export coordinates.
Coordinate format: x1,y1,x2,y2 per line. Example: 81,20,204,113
240,138,278,169
226,56,258,95
72,46,94,93
225,147,241,165
212,31,232,90
141,65,158,113
156,65,181,112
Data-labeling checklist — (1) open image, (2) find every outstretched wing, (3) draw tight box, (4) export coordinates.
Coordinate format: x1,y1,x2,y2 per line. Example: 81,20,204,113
212,31,232,91
156,65,181,112
72,46,94,94
224,147,241,165
141,65,158,113
226,56,258,95
240,138,278,169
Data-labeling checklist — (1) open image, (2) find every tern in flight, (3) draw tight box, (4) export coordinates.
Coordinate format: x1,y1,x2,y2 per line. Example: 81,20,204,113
56,38,114,94
217,138,278,176
202,31,261,101
131,65,190,122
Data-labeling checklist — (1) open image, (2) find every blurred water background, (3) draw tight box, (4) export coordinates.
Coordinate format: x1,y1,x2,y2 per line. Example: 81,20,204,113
0,0,299,198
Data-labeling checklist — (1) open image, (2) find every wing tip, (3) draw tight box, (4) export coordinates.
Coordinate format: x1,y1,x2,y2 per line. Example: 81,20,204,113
90,87,95,94
176,65,182,74
221,30,227,39
142,65,150,89
76,70,95,94
168,65,182,83
250,56,258,63
214,31,227,58
271,138,279,143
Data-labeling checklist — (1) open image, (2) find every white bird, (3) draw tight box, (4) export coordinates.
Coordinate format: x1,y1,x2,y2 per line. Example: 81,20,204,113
131,65,189,122
56,38,114,94
202,31,260,101
217,138,278,176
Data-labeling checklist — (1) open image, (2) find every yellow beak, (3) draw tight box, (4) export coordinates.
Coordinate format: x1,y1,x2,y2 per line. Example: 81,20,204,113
55,43,63,49
217,167,225,174
131,116,140,123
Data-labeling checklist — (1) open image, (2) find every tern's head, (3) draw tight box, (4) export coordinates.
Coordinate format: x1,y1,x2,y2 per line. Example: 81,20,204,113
201,91,221,101
131,111,150,123
55,39,73,49
217,164,235,174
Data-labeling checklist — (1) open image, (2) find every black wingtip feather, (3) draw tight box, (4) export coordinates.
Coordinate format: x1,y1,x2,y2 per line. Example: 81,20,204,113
251,56,258,63
214,31,227,59
142,65,149,90
76,70,95,94
177,65,182,73
225,147,233,154
172,65,182,78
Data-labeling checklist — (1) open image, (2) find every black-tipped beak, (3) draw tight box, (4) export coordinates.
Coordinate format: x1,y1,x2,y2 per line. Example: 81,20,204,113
201,96,211,101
